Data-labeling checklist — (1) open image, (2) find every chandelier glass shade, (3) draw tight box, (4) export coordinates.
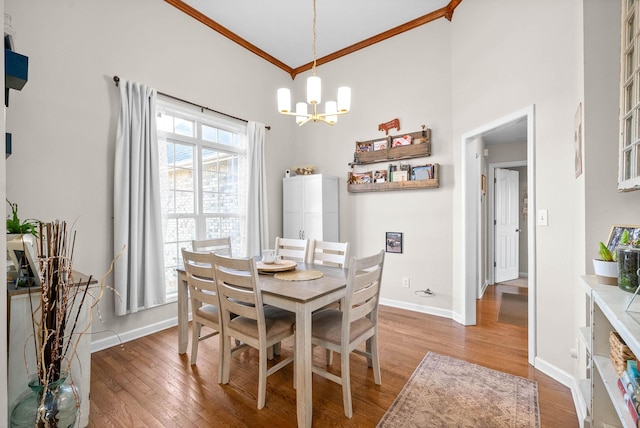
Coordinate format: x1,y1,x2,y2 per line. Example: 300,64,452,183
276,0,351,126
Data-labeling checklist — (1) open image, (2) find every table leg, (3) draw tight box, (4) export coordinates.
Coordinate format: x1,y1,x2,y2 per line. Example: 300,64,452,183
295,304,313,427
177,271,188,354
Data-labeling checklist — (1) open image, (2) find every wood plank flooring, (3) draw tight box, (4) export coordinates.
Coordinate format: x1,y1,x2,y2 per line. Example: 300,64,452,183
88,284,578,427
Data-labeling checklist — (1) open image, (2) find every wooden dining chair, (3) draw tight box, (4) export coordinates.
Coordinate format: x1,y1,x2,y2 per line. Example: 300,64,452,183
212,253,296,409
310,250,385,418
192,237,232,256
274,237,310,262
307,240,350,268
181,249,223,379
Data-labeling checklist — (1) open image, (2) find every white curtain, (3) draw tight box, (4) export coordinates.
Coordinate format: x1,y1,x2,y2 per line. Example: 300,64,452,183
246,121,269,257
114,78,166,316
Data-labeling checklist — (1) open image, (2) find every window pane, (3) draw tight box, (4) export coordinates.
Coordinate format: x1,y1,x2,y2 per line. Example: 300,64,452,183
625,149,633,180
629,14,636,45
174,144,194,166
627,82,635,113
175,191,195,214
177,218,196,242
202,125,217,142
158,113,173,132
175,167,194,191
628,47,636,79
175,117,194,137
164,218,177,242
626,115,634,147
165,268,177,294
205,217,221,238
202,148,220,192
203,191,219,213
164,243,178,271
219,130,233,146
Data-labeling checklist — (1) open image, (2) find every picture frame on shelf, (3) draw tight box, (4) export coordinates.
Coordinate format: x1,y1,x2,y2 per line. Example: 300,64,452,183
350,172,373,184
412,164,433,181
386,232,403,253
373,170,388,183
356,142,373,153
392,135,412,147
607,224,640,253
373,139,388,151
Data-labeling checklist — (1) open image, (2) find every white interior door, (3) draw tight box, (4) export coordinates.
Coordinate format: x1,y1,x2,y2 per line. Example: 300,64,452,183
494,168,519,283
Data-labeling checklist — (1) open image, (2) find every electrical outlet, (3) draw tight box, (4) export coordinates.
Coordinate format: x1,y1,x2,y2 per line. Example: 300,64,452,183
402,277,410,288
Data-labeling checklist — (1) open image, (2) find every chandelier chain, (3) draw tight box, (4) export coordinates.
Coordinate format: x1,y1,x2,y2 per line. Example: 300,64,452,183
312,0,317,76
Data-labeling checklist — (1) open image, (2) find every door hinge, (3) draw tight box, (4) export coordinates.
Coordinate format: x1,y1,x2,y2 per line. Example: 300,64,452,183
494,261,496,267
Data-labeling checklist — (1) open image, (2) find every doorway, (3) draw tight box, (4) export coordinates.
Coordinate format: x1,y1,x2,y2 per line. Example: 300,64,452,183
460,105,536,366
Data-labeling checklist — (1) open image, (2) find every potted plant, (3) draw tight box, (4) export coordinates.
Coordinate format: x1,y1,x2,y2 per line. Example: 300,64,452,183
6,199,38,237
616,230,640,293
593,242,618,285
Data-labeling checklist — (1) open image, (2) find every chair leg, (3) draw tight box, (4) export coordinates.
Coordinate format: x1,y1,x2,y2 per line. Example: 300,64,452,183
190,321,201,365
217,331,224,384
220,333,232,385
258,346,268,409
367,336,381,384
267,346,274,360
341,349,353,418
273,342,281,356
325,348,333,365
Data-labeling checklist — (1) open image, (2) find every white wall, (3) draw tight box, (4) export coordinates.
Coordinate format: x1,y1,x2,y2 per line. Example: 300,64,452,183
288,21,455,312
451,0,582,375
3,0,294,346
2,0,629,397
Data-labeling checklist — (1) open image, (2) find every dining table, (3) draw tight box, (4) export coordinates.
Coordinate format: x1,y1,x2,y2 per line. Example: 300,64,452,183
177,261,348,428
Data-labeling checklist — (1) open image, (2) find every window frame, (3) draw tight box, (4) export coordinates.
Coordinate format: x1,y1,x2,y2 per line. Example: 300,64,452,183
156,97,248,300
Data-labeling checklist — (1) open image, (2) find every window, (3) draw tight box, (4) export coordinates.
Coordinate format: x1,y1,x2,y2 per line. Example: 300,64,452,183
620,0,640,190
157,98,248,298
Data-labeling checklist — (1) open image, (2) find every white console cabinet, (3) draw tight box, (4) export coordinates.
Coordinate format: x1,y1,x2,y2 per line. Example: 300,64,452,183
583,277,640,427
283,174,339,242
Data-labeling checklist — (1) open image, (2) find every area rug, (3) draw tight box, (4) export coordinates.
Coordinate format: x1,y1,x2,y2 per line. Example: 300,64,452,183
377,352,540,428
497,292,528,327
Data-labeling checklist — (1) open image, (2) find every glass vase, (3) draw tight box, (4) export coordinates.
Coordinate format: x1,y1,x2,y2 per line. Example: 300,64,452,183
10,374,79,428
617,247,640,293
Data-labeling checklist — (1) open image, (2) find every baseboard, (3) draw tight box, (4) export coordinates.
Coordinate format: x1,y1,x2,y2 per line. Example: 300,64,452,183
479,280,489,298
90,316,180,353
533,355,575,389
379,298,452,319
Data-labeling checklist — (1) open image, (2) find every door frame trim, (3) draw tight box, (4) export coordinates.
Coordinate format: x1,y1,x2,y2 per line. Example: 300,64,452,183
460,104,536,366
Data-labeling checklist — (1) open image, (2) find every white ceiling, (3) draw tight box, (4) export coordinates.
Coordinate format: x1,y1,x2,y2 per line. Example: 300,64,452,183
181,0,450,70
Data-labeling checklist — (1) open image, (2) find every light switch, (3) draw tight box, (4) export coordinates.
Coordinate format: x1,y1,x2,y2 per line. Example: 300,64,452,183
537,209,548,226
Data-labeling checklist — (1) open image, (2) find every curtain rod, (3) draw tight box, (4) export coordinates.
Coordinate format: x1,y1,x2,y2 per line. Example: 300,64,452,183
112,76,270,130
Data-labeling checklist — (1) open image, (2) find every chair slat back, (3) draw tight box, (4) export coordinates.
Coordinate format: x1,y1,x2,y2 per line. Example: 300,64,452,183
344,251,385,324
275,237,310,262
182,249,218,307
308,240,350,267
192,237,232,256
212,254,263,323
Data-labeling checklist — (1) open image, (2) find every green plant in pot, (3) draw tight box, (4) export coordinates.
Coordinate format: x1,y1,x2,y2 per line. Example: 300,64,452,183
617,230,640,293
6,199,38,236
593,242,618,285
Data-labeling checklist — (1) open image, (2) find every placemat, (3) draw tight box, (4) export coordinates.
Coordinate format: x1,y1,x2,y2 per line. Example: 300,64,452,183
274,269,324,281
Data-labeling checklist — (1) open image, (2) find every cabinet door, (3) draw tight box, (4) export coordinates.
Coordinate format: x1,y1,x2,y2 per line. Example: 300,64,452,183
283,178,303,239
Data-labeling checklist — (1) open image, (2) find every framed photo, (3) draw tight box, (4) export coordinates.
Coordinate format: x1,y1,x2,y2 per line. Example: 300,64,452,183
481,174,487,196
412,164,433,181
356,142,373,153
373,139,388,151
7,234,41,286
607,224,640,252
350,172,373,184
386,232,403,253
392,135,412,147
373,170,388,183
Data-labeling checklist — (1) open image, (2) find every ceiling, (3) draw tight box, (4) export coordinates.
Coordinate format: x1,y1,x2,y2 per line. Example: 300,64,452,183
166,0,462,78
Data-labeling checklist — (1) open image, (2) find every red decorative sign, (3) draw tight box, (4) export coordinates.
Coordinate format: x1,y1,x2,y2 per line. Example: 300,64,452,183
378,118,400,135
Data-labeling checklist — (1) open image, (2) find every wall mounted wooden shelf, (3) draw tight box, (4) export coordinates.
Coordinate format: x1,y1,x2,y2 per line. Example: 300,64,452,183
350,130,431,166
348,164,439,193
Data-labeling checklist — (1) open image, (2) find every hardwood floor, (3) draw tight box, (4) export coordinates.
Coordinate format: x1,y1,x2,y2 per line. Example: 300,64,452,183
89,284,577,427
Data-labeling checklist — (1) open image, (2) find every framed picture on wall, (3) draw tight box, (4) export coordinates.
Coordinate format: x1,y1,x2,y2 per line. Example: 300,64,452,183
574,102,583,178
386,232,403,253
607,224,640,252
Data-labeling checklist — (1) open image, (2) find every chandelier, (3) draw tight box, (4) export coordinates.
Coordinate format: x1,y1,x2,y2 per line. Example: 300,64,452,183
276,0,351,126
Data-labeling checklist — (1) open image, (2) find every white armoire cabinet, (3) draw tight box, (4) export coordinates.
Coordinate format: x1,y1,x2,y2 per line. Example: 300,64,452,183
282,174,339,242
